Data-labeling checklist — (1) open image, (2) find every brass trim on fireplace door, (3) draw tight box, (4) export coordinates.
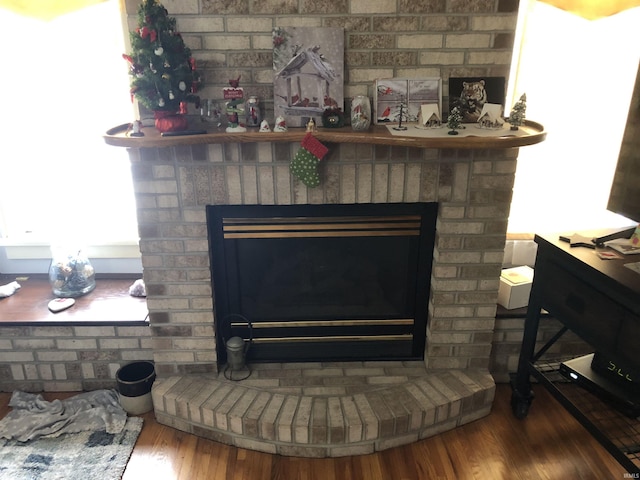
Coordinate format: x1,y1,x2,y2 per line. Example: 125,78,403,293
224,223,421,231
223,215,422,224
224,230,420,239
251,334,413,344
230,319,415,328
222,215,422,239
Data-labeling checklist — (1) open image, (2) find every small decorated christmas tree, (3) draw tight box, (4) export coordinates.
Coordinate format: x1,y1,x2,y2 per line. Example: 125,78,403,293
123,0,200,114
508,93,527,130
447,106,463,135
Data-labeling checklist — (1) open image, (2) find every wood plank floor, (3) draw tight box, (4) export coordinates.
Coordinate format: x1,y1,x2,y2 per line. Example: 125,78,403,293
0,384,629,479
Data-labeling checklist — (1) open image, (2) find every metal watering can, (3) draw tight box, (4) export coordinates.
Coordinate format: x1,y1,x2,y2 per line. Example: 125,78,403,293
222,314,253,380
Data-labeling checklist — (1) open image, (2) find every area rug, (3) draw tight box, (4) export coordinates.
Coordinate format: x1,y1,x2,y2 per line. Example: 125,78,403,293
0,416,143,480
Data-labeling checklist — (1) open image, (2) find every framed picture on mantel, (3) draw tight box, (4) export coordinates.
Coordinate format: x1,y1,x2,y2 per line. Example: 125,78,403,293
272,27,344,127
374,78,442,125
449,77,506,123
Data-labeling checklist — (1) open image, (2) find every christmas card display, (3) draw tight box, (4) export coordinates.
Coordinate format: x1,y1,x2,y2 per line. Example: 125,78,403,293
374,78,442,125
123,0,201,124
273,27,344,127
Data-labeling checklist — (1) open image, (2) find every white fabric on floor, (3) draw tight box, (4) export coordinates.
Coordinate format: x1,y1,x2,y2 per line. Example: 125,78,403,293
0,389,127,442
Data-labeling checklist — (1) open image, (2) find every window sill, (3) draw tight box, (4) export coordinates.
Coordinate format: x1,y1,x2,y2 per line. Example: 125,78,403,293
1,242,141,260
0,275,148,326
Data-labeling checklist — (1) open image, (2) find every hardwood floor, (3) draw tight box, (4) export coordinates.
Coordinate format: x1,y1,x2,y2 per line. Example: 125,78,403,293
0,384,629,479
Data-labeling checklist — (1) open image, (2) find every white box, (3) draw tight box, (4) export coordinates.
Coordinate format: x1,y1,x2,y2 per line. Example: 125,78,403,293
497,265,534,310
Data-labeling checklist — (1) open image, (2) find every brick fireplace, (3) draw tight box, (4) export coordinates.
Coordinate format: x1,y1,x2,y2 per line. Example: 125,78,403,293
123,136,522,455
116,0,526,393
130,141,518,377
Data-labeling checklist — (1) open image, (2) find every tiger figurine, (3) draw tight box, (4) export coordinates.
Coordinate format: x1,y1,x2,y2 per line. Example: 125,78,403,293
458,80,487,122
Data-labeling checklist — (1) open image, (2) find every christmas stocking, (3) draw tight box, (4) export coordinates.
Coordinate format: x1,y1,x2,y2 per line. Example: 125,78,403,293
290,133,329,188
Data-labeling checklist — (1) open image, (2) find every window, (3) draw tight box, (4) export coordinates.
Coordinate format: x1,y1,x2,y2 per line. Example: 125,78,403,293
0,1,140,272
507,1,640,234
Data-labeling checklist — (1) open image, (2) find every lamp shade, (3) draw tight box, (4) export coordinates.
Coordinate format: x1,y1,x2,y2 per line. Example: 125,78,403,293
540,0,640,20
0,0,107,21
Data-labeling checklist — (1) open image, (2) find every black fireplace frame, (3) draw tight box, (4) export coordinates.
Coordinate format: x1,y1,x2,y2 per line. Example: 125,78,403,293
207,203,437,364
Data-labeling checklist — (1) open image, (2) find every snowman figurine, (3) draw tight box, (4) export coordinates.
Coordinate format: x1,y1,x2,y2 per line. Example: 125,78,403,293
274,115,287,132
259,120,271,132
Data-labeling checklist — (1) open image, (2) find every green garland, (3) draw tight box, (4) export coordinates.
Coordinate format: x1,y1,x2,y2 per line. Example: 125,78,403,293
123,0,201,112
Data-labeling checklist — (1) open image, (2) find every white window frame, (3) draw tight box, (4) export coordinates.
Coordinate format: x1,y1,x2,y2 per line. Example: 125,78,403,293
0,1,141,275
505,1,640,235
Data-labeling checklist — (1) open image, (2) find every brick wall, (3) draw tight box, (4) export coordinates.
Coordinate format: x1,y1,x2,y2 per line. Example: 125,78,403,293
0,310,594,392
491,313,592,383
123,0,520,119
0,325,152,392
130,142,520,376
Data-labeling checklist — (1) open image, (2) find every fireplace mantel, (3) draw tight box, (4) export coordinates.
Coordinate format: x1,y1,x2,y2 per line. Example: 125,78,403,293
103,121,545,150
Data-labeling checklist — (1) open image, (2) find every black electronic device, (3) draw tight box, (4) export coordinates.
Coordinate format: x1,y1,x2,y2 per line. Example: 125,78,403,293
560,353,640,418
591,351,640,392
593,62,640,246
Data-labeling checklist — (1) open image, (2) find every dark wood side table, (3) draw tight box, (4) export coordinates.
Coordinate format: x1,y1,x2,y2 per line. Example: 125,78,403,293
511,233,640,473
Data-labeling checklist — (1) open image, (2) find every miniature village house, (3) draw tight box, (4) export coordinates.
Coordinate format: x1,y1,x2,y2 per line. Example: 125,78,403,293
417,104,441,127
478,103,505,129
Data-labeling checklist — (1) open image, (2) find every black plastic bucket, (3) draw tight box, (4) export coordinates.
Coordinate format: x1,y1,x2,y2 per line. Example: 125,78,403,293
115,361,156,414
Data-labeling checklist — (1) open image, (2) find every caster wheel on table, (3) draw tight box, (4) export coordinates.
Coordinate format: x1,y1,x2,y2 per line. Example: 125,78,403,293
512,397,530,419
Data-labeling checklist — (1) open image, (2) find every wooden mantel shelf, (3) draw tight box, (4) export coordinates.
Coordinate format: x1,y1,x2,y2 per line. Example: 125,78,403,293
103,120,545,150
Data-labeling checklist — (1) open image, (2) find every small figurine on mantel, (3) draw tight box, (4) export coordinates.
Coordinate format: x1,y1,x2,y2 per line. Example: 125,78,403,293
306,118,317,132
259,120,272,132
129,120,144,137
274,115,288,132
245,95,261,127
508,93,527,130
392,95,408,131
416,104,441,129
447,106,463,135
477,103,504,129
224,76,246,133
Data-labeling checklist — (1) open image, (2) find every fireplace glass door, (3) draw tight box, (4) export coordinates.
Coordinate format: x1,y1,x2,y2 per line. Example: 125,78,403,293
207,203,437,363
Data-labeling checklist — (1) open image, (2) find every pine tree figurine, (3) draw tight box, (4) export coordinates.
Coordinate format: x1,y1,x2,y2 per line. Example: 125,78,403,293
123,0,201,131
508,93,527,130
447,106,463,135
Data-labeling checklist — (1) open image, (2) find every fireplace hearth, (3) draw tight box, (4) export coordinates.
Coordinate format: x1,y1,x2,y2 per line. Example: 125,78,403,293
207,203,437,364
